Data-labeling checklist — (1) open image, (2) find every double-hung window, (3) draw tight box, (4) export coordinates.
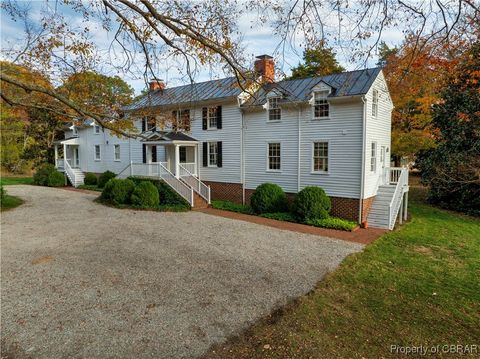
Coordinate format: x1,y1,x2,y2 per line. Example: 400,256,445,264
372,89,378,117
371,142,377,172
268,97,281,121
208,142,218,166
313,142,329,172
114,144,121,161
267,142,281,171
208,107,218,129
94,145,101,161
313,91,329,119
94,124,101,134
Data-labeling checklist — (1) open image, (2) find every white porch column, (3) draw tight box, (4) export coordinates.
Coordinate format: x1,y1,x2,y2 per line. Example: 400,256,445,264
54,145,58,167
175,144,180,179
63,143,67,165
404,192,408,221
194,144,198,176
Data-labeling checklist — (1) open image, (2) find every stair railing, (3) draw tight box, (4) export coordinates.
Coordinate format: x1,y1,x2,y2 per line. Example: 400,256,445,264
64,159,77,187
178,163,210,203
388,167,408,229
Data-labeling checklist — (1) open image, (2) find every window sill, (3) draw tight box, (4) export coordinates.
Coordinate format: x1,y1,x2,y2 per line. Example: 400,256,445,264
206,128,218,131
311,171,329,175
114,160,121,162
266,169,282,173
312,117,330,121
266,120,281,123
94,159,101,162
207,165,218,168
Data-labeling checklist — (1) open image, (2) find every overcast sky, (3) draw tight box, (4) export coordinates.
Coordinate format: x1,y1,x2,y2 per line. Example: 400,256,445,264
1,1,405,95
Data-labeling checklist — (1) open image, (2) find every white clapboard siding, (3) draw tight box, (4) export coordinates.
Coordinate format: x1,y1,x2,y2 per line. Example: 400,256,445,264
363,71,394,199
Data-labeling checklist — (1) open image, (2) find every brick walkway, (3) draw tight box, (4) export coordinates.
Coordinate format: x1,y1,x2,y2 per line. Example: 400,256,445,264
199,208,387,245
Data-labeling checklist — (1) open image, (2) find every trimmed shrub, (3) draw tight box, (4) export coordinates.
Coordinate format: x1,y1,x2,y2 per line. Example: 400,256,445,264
47,171,65,187
260,212,297,222
211,200,254,215
131,181,160,207
293,186,331,222
98,170,116,188
250,183,288,214
33,163,56,186
101,178,135,205
84,173,98,186
305,217,357,231
127,177,190,207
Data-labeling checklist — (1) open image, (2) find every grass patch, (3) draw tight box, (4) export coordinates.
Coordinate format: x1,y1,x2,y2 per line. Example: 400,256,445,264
211,200,254,215
0,195,23,211
306,217,358,231
206,187,480,358
77,184,102,192
0,177,33,186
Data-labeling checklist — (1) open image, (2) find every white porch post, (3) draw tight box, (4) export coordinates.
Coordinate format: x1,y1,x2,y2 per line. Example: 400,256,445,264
194,144,198,176
63,143,66,164
404,192,408,221
175,144,180,179
54,144,58,167
399,197,403,225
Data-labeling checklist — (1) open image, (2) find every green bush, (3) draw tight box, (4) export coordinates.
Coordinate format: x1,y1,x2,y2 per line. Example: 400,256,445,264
260,212,298,222
127,177,190,207
47,171,65,187
250,183,288,214
131,181,160,207
0,185,5,200
101,178,135,205
306,217,357,231
293,186,331,222
98,170,116,188
211,200,254,214
84,173,98,185
33,163,56,186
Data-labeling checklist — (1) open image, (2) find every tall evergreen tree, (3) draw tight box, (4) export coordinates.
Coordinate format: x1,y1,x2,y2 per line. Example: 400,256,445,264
289,46,345,79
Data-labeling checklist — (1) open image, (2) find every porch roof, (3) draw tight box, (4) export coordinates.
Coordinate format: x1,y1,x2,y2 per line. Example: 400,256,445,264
141,131,198,144
54,137,79,145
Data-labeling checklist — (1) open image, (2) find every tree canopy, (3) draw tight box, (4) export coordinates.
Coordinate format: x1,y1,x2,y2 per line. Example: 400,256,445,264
289,46,345,79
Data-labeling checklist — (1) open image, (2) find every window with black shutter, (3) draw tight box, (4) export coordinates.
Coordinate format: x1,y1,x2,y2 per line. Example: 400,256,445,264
152,145,157,162
202,142,208,166
217,106,222,129
142,144,146,163
217,141,222,167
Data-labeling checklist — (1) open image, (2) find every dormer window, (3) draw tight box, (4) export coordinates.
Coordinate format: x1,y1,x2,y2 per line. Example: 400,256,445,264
94,124,101,134
72,126,78,136
268,97,281,122
313,91,329,119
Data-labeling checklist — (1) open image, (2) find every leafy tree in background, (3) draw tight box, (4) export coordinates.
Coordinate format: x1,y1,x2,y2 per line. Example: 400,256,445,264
289,45,345,79
416,41,480,215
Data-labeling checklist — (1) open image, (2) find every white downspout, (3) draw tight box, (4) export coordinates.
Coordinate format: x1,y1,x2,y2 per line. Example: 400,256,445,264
297,105,301,192
359,96,367,224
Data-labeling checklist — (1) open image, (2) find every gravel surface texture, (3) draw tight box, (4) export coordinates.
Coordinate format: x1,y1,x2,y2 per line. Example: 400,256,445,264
1,185,363,358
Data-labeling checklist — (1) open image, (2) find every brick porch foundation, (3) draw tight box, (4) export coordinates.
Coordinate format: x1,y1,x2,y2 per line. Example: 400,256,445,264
203,181,243,203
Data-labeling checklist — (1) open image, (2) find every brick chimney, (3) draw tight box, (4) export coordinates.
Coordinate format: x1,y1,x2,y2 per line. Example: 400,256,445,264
254,55,275,83
149,79,165,91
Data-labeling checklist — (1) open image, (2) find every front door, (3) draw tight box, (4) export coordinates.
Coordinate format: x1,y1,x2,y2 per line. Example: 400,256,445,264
74,147,80,167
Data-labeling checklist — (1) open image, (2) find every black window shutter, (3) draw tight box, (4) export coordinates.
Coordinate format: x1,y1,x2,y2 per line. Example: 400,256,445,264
141,117,146,132
202,107,208,130
203,142,208,167
152,145,157,162
217,106,222,129
217,141,223,167
142,144,146,163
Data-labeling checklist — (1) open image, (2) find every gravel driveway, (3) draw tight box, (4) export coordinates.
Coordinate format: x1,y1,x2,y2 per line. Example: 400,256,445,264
1,185,363,358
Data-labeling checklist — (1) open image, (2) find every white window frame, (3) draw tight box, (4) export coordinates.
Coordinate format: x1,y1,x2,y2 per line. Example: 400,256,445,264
207,141,218,167
114,144,121,161
372,89,379,118
267,97,282,122
207,107,218,130
94,145,101,161
371,142,377,172
312,91,330,120
311,141,329,174
94,124,101,134
266,142,281,172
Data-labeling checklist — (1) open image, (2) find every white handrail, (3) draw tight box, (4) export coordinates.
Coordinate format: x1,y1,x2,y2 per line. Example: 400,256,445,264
64,159,76,186
388,167,408,229
178,163,210,203
116,163,132,179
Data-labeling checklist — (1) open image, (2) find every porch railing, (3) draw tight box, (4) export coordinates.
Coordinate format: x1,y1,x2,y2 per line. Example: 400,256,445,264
178,163,210,203
56,159,65,169
124,162,194,206
388,167,409,230
179,162,196,176
64,159,76,187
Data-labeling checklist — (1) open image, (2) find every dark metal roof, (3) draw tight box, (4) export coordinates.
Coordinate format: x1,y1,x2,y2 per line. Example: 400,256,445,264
126,68,382,111
141,131,197,142
125,77,242,111
244,67,382,106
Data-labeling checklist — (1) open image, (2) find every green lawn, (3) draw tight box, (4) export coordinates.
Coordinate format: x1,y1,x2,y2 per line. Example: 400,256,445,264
0,194,24,211
0,176,33,186
207,188,480,358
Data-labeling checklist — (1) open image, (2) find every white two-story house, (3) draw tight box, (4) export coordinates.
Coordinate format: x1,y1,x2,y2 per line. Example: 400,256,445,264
55,55,409,229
